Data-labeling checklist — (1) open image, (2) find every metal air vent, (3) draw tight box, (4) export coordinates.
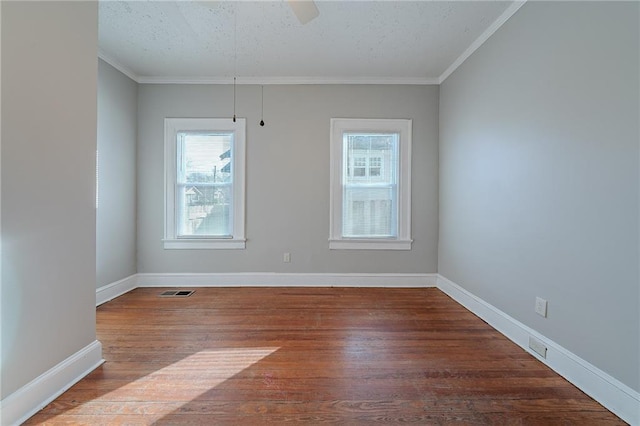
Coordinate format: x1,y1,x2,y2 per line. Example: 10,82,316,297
159,290,195,298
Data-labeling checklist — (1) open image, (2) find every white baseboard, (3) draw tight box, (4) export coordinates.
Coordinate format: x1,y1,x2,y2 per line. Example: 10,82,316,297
92,272,639,422
96,274,138,306
137,272,437,288
0,340,104,426
436,274,640,426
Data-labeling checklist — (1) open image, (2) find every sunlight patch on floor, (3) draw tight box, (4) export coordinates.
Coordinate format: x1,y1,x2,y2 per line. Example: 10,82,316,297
55,347,280,421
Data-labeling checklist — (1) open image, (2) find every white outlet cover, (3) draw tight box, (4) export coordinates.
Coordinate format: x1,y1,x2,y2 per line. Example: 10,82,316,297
535,297,547,317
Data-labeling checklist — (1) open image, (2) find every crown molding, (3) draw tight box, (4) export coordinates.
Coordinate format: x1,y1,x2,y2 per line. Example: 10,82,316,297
438,0,527,84
98,49,140,82
97,53,439,85
136,76,439,85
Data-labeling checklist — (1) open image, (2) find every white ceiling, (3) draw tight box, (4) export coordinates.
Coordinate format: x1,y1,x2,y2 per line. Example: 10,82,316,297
98,1,521,84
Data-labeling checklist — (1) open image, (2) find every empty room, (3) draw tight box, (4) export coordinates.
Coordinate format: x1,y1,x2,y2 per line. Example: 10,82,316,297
1,0,638,424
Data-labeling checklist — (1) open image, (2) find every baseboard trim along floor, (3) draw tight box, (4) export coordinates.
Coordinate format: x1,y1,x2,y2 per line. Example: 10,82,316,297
1,340,104,426
89,272,638,424
437,274,639,425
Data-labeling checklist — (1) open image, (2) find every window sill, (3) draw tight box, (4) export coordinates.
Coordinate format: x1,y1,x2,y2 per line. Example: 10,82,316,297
329,238,412,250
163,239,246,250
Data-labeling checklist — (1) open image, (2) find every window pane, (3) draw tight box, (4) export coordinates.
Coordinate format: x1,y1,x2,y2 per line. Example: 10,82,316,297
177,132,233,237
343,187,395,237
342,132,398,238
354,167,366,177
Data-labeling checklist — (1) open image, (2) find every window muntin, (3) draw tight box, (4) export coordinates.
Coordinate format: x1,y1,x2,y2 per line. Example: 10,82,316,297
329,118,412,250
164,118,245,249
369,157,382,177
353,157,366,177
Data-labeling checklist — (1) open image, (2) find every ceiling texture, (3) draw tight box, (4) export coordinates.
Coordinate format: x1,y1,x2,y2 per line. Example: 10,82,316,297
98,1,522,84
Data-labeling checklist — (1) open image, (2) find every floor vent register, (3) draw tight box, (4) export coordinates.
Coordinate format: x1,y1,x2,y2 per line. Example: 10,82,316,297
159,290,195,298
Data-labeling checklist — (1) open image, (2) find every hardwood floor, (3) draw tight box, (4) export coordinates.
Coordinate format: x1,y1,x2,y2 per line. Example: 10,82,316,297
25,287,623,425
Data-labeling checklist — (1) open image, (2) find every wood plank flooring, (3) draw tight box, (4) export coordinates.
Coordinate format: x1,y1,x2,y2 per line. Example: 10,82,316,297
25,287,624,425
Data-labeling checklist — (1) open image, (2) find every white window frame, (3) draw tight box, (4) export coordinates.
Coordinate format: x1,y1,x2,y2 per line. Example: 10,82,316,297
329,118,412,250
163,118,246,249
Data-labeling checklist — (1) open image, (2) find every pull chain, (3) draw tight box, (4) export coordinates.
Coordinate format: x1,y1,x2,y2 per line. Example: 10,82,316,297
259,85,265,127
232,4,237,122
232,77,236,123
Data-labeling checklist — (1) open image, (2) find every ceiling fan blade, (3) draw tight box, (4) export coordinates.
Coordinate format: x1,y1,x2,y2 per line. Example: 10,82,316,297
287,0,319,25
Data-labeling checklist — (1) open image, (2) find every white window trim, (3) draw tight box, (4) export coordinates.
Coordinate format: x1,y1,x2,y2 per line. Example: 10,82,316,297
164,118,246,249
329,118,413,250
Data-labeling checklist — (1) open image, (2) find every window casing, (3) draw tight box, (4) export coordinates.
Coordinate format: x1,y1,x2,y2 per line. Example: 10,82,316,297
329,118,412,250
164,118,246,249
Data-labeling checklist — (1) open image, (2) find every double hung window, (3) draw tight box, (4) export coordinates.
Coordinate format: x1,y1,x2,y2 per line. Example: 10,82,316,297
164,118,246,249
329,118,412,250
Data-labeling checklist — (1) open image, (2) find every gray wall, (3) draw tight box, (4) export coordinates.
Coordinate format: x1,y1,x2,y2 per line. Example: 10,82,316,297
1,1,98,398
137,84,439,273
439,1,639,391
97,59,137,288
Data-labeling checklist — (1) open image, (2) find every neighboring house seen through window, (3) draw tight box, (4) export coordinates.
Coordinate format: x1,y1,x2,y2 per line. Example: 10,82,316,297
164,118,246,249
330,118,412,250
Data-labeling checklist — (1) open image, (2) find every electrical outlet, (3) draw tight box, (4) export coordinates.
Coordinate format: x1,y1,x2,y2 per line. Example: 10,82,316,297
528,336,547,358
283,252,291,263
535,297,547,318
